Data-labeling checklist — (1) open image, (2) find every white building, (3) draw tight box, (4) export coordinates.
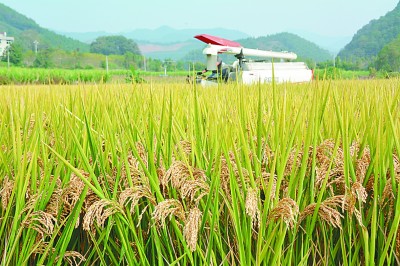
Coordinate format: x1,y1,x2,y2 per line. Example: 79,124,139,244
0,32,14,57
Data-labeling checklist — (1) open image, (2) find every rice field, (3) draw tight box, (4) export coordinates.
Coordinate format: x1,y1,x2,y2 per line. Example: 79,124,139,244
0,68,120,85
0,79,400,265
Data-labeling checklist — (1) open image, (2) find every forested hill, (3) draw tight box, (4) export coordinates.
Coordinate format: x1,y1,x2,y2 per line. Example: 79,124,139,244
337,1,400,61
237,33,333,62
0,3,89,52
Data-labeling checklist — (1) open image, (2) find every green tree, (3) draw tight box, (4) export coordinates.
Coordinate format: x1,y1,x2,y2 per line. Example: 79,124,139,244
146,58,163,72
376,35,400,72
90,36,141,56
123,52,142,69
33,48,53,68
8,42,23,66
2,42,22,66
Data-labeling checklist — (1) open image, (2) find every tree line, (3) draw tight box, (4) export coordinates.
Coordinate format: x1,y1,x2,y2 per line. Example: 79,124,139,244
2,35,205,72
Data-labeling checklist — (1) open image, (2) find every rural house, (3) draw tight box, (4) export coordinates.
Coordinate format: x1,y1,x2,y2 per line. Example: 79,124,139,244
0,32,14,57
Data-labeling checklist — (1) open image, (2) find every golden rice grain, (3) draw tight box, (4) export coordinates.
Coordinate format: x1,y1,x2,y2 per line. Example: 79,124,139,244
245,188,260,229
83,199,123,232
180,179,209,204
184,207,202,252
152,199,185,227
162,161,206,191
300,196,345,229
268,197,299,229
0,176,14,210
23,211,57,239
119,185,156,214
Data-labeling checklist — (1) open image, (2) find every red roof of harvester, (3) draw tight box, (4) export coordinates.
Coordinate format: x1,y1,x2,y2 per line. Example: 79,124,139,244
194,34,242,47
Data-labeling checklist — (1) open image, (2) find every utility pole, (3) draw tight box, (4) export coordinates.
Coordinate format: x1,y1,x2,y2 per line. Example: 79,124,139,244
162,60,175,76
7,47,10,68
105,55,109,74
143,56,146,72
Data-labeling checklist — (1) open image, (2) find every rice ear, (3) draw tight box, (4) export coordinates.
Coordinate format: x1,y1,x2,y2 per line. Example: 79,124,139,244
300,196,345,229
22,211,57,239
268,197,299,229
257,172,277,200
152,199,185,227
119,185,156,214
162,161,207,195
82,199,123,233
245,188,260,229
56,251,86,266
184,207,202,252
0,176,14,210
180,179,209,204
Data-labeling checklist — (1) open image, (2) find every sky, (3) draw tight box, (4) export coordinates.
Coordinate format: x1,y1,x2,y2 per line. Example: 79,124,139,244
1,0,399,38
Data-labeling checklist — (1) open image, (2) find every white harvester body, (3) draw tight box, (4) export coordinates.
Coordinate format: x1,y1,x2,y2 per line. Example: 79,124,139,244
234,61,313,84
194,34,313,85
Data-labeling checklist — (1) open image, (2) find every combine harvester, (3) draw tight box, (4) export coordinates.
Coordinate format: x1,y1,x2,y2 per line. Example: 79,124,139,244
194,34,313,86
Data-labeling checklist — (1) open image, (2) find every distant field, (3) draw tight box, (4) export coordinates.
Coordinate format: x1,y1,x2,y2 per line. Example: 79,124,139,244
1,80,400,265
0,67,193,85
0,66,388,85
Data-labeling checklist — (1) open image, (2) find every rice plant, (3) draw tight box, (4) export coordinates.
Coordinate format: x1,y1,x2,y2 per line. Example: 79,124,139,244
0,67,113,84
0,79,399,265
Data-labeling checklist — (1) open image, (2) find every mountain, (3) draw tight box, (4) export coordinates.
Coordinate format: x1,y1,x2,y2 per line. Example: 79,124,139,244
60,26,250,44
0,3,89,52
124,26,250,44
55,31,111,44
60,26,250,60
138,40,202,60
59,27,331,62
126,27,250,60
288,29,351,54
337,1,400,63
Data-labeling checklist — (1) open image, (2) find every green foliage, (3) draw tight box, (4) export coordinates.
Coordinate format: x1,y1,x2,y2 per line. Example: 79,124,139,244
335,55,376,71
314,67,342,80
314,67,370,80
33,49,53,68
125,66,145,83
0,67,112,84
338,2,400,67
316,60,335,69
181,49,206,62
15,48,148,70
146,57,163,71
1,42,23,66
7,42,24,66
0,3,38,31
123,52,141,69
375,34,400,72
90,35,141,56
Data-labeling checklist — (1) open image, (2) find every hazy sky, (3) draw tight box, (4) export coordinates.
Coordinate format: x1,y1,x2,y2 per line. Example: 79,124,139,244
1,0,399,37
